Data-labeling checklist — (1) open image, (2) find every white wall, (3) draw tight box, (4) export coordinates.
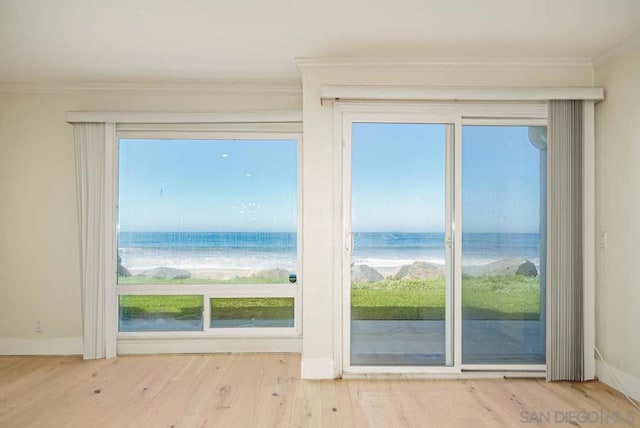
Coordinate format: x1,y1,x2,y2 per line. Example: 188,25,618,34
594,45,640,399
0,61,605,374
0,88,301,354
299,62,593,378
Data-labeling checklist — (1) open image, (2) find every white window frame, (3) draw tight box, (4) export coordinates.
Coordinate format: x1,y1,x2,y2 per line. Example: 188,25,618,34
114,130,303,348
334,101,550,376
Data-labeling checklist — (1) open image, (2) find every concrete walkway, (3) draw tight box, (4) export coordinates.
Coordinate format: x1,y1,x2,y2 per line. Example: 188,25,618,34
351,319,545,366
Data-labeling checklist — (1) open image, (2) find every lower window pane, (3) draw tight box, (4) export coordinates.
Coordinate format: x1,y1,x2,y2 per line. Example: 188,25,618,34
119,295,203,332
210,298,294,328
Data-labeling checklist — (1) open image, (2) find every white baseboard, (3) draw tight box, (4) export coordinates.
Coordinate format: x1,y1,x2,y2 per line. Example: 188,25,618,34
0,337,82,355
301,358,336,379
117,336,302,355
596,359,640,401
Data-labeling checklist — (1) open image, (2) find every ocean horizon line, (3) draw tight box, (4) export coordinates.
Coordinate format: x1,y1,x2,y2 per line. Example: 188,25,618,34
119,231,540,235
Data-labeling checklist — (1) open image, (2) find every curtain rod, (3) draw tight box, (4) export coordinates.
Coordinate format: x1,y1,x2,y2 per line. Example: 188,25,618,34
320,86,604,103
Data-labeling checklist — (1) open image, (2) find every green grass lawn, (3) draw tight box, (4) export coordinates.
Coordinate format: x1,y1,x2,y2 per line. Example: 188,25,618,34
352,275,540,320
119,295,295,321
210,298,294,321
118,275,287,285
118,275,541,321
119,295,204,320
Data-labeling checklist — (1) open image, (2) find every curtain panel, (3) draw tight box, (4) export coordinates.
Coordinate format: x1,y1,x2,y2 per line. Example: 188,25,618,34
74,123,107,360
546,100,584,381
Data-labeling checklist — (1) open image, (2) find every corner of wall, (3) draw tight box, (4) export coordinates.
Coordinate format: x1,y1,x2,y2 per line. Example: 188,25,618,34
593,30,640,74
596,359,640,402
593,35,640,403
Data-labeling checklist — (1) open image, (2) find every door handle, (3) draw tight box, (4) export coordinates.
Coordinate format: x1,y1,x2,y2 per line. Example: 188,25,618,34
346,232,354,254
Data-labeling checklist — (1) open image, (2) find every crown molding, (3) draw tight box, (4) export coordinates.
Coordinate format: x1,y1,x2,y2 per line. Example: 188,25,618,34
0,81,302,96
65,109,303,124
295,57,593,72
592,30,640,71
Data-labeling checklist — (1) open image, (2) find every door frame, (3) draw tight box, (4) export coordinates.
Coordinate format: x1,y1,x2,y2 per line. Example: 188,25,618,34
333,101,549,376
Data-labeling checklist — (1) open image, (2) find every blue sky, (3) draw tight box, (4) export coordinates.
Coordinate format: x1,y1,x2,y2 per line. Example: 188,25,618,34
462,126,544,234
352,123,545,233
119,139,297,232
352,123,446,232
119,125,545,233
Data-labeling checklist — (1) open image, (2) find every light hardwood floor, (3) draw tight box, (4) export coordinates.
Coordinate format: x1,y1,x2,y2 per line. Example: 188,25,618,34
0,354,637,427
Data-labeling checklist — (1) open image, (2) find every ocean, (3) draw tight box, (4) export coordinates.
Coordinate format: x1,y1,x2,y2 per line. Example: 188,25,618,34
118,231,540,272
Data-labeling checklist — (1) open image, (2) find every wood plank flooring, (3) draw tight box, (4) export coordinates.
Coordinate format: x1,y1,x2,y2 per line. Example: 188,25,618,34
0,354,638,427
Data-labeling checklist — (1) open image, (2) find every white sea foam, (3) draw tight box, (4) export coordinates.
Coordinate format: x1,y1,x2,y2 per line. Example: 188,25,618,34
354,256,539,269
119,247,296,271
120,246,540,272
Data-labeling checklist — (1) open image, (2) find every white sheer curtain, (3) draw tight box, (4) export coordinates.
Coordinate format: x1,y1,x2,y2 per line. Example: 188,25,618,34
74,123,108,360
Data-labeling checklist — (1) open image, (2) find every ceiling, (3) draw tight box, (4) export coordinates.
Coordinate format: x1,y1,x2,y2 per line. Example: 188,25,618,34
1,0,639,85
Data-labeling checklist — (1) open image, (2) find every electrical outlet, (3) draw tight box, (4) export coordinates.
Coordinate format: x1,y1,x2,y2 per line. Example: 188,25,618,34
34,320,44,333
599,232,608,250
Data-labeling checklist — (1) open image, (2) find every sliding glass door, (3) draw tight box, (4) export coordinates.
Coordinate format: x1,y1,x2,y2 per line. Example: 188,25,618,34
341,109,547,373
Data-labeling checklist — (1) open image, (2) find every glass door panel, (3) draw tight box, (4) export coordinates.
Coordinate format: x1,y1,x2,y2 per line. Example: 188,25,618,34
349,122,451,366
461,125,547,365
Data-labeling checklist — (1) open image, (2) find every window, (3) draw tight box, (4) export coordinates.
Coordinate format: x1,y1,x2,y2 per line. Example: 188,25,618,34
116,135,301,335
119,295,203,332
210,298,295,328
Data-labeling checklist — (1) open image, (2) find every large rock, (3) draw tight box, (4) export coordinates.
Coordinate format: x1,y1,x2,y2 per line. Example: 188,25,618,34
515,260,538,277
117,264,131,277
117,254,131,277
463,258,537,277
138,267,191,280
351,264,384,283
394,261,444,280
